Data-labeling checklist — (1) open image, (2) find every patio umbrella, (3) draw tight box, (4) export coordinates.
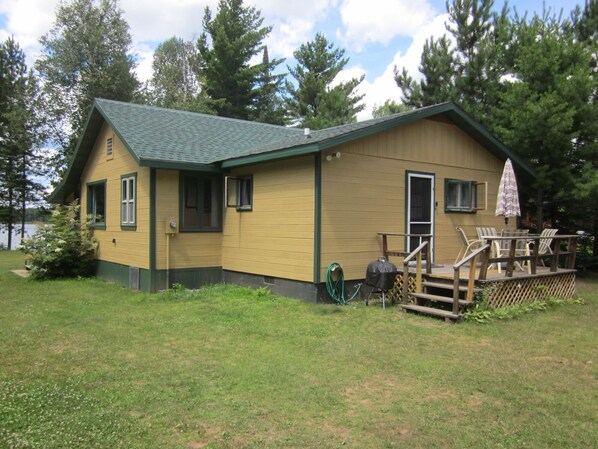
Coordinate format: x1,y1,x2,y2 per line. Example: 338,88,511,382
495,158,520,224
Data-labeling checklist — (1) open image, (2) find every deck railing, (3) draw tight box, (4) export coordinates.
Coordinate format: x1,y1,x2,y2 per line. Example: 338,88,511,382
478,235,579,279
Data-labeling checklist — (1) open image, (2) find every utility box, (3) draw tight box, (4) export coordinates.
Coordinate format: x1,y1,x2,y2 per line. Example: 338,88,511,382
165,218,178,234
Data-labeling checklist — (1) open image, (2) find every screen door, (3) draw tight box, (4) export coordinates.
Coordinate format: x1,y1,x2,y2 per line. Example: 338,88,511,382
407,172,435,259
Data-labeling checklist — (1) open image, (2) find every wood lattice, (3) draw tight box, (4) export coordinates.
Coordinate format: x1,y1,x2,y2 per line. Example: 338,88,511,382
479,272,576,308
387,274,417,304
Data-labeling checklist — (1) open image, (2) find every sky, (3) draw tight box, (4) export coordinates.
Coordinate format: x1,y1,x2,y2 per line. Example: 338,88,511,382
0,0,585,121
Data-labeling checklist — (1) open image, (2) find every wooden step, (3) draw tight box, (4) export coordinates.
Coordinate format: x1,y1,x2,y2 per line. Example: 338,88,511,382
411,292,473,307
423,281,482,293
400,304,462,321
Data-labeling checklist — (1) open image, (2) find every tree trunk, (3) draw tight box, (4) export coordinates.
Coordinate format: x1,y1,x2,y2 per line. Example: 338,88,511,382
536,188,544,232
7,186,13,250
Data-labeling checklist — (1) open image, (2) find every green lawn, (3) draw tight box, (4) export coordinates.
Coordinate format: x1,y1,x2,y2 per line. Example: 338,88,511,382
1,250,597,449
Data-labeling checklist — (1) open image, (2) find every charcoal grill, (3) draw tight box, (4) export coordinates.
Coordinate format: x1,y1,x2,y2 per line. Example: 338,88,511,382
364,257,398,308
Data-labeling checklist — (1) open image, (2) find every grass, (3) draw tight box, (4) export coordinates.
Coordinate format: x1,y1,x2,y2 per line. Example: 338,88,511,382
1,250,597,449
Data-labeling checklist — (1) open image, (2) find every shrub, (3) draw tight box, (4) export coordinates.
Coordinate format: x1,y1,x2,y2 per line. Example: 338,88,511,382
20,202,98,279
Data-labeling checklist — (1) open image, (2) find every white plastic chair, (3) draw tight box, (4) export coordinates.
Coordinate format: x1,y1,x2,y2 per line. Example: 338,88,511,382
455,227,482,264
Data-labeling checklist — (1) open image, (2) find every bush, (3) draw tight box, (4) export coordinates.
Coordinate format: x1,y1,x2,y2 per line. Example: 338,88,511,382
20,202,98,279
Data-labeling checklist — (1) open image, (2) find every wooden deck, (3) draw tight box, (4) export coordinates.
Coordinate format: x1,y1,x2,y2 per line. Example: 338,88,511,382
379,232,579,321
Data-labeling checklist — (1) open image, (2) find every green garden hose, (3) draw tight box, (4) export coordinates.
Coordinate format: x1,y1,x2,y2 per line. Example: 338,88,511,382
326,262,361,304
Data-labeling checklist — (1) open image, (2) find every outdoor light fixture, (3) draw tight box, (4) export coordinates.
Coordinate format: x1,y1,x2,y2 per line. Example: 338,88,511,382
326,151,341,162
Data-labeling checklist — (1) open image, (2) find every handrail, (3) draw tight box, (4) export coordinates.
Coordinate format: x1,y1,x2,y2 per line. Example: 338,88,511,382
378,232,432,260
452,243,491,314
403,241,429,264
402,240,429,305
454,243,490,270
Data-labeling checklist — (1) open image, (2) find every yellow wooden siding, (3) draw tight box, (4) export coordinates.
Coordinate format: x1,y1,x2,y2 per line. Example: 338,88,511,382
154,169,223,270
321,118,512,280
222,156,315,282
79,123,150,269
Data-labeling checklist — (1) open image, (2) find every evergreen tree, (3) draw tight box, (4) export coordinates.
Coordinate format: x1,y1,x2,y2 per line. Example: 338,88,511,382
149,36,212,113
372,100,412,118
36,0,138,176
494,13,598,236
396,0,509,127
196,0,275,120
395,36,456,107
0,37,45,249
251,47,287,125
286,33,365,129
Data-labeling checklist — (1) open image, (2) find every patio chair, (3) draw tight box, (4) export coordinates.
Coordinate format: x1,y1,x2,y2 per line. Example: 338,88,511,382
455,227,482,264
476,227,503,271
498,229,529,273
533,228,559,266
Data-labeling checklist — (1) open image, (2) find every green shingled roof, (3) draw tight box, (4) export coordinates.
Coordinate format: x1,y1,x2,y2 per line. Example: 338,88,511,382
96,99,304,164
49,99,534,203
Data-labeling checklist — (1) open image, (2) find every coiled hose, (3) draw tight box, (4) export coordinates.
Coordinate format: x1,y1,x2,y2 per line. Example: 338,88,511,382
326,262,361,304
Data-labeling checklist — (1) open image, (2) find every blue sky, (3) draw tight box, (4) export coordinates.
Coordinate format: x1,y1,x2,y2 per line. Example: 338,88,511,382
0,0,586,119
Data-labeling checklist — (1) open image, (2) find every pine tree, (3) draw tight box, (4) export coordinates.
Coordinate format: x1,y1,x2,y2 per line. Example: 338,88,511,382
286,33,364,129
372,100,412,118
251,47,287,125
494,13,598,235
395,36,456,107
396,0,509,127
0,37,45,249
36,0,138,177
196,0,274,120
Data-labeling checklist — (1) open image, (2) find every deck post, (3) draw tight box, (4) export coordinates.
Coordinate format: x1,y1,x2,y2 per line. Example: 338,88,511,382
416,251,422,293
567,237,577,269
478,246,490,280
466,254,476,301
452,267,460,316
551,241,561,272
506,238,516,277
402,264,409,304
425,237,432,274
530,237,540,275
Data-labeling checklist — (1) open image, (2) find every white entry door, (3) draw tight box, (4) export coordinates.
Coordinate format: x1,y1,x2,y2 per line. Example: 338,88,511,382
407,172,435,260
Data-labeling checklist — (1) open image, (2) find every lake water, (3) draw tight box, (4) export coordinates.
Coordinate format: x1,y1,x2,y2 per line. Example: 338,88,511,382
0,223,39,250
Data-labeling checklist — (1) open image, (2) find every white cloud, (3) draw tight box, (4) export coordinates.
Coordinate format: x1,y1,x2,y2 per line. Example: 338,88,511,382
355,13,449,120
121,0,215,44
338,0,437,49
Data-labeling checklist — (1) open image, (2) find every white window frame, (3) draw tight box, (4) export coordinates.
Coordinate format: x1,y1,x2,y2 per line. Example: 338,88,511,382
121,174,136,226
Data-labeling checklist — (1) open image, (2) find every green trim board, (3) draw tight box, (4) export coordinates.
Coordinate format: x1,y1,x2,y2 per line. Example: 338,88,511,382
95,259,221,292
313,153,322,284
149,168,156,292
155,267,223,290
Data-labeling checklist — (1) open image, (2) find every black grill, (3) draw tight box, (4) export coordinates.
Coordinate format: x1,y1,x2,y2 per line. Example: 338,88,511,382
365,257,398,291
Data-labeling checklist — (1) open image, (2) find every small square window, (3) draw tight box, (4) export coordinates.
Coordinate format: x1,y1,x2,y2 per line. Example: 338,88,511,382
226,176,253,211
445,179,476,213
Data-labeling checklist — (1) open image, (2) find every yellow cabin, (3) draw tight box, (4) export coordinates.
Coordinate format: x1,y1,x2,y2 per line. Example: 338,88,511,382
50,99,535,301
